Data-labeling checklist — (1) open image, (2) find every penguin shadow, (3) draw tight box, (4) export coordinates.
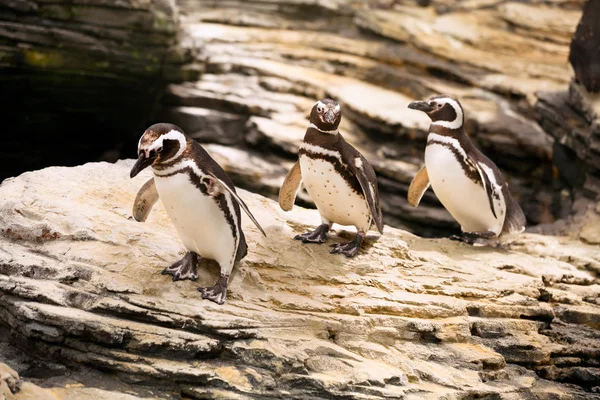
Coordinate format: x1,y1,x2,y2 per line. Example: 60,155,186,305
288,222,381,258
409,235,516,262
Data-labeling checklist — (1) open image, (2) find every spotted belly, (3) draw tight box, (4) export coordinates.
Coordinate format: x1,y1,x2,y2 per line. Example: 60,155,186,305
425,144,503,235
299,155,371,231
153,171,237,268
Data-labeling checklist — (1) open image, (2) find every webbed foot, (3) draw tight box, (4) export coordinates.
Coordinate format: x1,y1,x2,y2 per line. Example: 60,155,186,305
162,252,199,281
198,274,229,305
294,223,330,244
330,231,365,258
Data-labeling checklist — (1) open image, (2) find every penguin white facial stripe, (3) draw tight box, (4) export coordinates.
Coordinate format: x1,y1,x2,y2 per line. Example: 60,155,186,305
431,98,463,130
148,130,186,161
299,142,343,162
308,123,338,135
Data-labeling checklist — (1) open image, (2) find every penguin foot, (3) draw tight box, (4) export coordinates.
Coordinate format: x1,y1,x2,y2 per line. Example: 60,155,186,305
294,223,330,244
162,252,199,281
330,231,365,258
450,231,496,245
198,274,229,305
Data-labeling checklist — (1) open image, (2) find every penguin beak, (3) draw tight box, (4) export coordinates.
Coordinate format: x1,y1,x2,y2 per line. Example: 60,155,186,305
130,152,155,178
324,109,337,124
408,101,433,113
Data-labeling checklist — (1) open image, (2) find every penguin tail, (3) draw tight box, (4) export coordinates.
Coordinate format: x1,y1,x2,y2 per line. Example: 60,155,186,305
502,190,526,235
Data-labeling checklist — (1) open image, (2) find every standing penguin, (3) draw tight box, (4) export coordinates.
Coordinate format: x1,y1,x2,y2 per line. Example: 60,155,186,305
407,95,526,243
130,123,266,304
279,98,383,257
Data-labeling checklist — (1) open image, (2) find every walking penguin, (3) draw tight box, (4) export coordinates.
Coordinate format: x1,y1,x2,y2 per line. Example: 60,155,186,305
279,98,383,257
407,95,526,243
130,123,266,304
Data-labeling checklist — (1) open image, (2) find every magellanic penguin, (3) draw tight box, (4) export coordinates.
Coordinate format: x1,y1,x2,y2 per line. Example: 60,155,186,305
407,95,526,243
130,123,266,304
279,98,383,257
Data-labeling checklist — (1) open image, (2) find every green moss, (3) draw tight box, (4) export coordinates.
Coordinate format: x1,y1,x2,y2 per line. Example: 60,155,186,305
151,10,176,34
23,49,64,68
95,60,110,69
38,4,77,20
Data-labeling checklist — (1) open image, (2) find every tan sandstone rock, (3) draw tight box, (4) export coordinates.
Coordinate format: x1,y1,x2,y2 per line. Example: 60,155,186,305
0,160,598,398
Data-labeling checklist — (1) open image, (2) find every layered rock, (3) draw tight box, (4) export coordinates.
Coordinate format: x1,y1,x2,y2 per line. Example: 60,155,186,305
152,0,587,237
0,0,201,181
0,161,599,398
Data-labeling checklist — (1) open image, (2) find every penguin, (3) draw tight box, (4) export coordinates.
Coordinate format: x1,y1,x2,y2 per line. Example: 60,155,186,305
407,95,526,243
130,123,266,304
279,98,383,257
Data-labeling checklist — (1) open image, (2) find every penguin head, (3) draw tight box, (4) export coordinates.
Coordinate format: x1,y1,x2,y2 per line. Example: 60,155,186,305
309,98,342,132
408,94,464,130
130,123,187,178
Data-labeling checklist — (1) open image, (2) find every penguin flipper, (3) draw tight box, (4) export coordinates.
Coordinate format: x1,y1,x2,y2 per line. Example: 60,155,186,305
501,185,526,235
133,177,159,222
407,166,430,207
346,154,384,234
474,161,505,221
278,161,302,212
207,172,267,237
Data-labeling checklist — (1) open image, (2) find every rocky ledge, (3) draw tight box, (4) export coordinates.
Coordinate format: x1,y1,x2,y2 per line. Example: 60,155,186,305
156,0,590,238
0,160,599,399
0,0,201,180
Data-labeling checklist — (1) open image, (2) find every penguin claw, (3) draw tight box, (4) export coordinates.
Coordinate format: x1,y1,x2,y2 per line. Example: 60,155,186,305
294,223,330,244
162,252,199,281
329,231,365,258
329,242,360,257
198,274,229,305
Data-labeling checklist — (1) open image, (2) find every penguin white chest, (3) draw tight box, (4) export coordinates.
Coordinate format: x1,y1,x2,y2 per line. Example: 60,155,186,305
153,171,237,267
425,144,503,235
299,155,371,231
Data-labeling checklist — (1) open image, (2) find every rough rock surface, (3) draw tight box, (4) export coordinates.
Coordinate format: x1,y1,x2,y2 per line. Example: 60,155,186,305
149,0,588,237
0,160,599,398
0,361,155,400
0,0,201,181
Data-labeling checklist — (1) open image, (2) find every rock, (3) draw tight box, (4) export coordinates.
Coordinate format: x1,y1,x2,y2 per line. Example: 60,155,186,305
151,0,588,236
569,0,600,93
0,361,155,400
0,160,599,398
535,81,600,208
4,0,591,237
0,362,20,397
0,0,201,181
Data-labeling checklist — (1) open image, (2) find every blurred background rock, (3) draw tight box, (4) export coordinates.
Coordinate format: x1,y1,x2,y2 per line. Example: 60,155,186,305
1,0,599,239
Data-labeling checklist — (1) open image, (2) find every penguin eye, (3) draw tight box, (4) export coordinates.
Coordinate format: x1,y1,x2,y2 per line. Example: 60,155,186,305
317,106,323,113
437,103,442,109
156,146,163,153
